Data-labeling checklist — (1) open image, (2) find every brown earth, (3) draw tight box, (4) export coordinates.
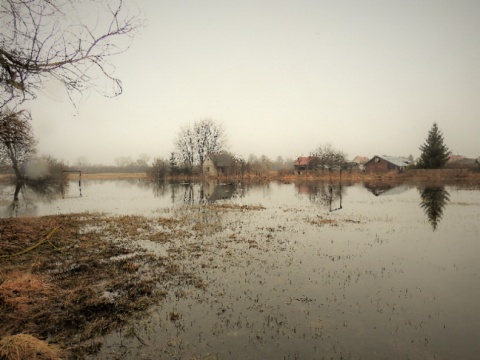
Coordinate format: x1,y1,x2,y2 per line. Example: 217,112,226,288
0,203,264,359
0,213,199,359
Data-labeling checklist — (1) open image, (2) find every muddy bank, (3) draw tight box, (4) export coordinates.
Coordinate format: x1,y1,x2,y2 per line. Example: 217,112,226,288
0,212,201,359
0,204,265,359
152,169,480,187
281,168,480,185
4,168,480,187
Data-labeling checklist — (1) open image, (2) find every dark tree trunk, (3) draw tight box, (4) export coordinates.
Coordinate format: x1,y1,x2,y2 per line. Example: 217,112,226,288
13,180,24,200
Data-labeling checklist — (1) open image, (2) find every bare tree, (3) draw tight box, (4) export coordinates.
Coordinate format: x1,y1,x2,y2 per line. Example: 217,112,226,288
0,0,142,110
175,119,227,169
246,154,271,174
136,153,150,167
175,124,196,169
0,109,37,181
147,157,168,179
115,156,134,167
311,143,347,169
271,156,293,172
74,156,90,168
194,119,227,166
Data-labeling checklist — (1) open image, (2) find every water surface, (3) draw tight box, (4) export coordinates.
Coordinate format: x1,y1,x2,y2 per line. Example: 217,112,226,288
1,179,479,359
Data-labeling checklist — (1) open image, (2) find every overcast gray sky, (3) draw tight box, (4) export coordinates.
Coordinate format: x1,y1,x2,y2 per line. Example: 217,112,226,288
29,0,480,165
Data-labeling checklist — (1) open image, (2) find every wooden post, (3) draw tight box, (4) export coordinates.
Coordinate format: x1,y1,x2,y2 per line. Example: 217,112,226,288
62,170,82,197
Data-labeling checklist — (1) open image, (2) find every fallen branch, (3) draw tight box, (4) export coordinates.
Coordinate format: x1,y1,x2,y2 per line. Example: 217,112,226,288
0,226,61,258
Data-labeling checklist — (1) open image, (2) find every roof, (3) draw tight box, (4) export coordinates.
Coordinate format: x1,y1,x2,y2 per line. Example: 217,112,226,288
368,155,411,167
351,156,369,164
455,158,478,165
448,155,466,162
293,156,315,166
207,153,235,167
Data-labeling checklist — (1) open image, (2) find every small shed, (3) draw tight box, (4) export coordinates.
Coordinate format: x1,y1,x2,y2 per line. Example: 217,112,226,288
364,155,411,173
203,153,236,176
293,156,317,174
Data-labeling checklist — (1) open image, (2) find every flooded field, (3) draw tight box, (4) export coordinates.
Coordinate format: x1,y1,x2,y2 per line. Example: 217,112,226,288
1,179,479,359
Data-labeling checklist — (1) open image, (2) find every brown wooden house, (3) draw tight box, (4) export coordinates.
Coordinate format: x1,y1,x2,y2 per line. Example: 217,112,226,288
364,155,411,173
293,156,317,174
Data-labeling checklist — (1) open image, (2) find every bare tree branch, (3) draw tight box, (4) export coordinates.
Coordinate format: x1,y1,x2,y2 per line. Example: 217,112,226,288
174,119,228,169
311,143,347,168
0,108,37,180
0,0,143,110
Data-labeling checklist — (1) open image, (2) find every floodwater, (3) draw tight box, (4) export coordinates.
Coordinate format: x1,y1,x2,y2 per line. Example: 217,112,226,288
1,179,480,359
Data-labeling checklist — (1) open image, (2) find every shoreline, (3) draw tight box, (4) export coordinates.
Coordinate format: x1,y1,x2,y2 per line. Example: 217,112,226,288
1,168,480,187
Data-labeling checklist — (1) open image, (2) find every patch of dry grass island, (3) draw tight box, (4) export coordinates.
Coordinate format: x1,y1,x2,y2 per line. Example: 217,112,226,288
1,204,277,359
0,213,203,359
0,333,63,360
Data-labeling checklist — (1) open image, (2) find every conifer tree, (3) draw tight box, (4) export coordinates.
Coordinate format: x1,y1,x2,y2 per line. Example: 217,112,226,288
418,123,450,169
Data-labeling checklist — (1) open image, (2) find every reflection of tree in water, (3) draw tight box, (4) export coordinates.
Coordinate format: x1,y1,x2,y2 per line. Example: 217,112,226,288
300,181,343,212
182,183,207,205
151,180,168,198
6,177,68,217
419,187,450,230
163,182,207,205
159,181,244,205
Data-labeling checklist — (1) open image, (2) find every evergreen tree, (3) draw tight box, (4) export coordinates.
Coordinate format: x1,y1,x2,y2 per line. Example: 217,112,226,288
418,123,450,169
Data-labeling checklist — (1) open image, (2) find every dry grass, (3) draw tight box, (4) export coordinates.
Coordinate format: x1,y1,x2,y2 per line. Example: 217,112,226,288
0,272,56,316
288,169,480,184
5,169,480,186
308,217,339,226
0,334,63,360
0,209,231,359
0,214,191,358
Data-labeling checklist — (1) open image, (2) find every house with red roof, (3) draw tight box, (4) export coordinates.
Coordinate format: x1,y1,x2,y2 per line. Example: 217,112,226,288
293,156,317,174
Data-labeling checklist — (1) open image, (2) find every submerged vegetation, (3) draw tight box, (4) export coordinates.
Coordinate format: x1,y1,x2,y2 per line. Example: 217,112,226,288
0,203,270,359
0,212,203,358
1,177,480,359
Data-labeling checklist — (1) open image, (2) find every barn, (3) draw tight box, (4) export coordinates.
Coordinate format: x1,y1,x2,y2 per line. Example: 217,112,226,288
364,155,411,173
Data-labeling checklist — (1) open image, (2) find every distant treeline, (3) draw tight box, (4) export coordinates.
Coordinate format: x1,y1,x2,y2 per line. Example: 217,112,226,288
0,163,148,176
65,164,149,174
